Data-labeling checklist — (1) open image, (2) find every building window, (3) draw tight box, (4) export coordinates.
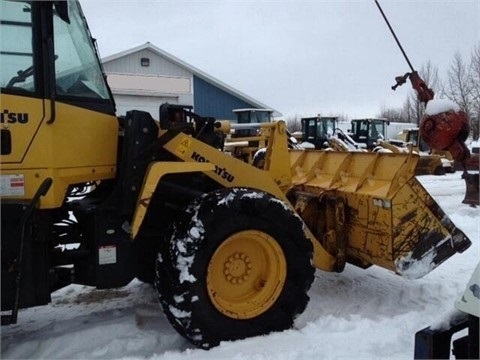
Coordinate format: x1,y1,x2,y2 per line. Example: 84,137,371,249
141,57,150,67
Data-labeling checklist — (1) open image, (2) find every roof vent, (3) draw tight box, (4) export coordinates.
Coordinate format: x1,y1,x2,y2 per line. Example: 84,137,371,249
141,57,150,67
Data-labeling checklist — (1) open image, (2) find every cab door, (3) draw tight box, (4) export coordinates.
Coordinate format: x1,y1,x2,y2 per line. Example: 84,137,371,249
0,0,47,164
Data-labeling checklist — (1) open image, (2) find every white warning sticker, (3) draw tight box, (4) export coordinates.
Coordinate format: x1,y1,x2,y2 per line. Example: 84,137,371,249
98,245,117,265
0,174,25,196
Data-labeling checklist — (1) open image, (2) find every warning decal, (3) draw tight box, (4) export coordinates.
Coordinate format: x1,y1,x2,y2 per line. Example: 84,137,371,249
0,174,25,196
175,137,191,157
99,245,117,265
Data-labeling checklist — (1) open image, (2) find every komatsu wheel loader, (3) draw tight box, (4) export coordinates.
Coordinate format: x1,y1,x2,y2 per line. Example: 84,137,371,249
0,0,472,349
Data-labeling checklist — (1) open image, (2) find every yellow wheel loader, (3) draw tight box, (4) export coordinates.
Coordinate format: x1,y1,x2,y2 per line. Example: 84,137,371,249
0,0,472,349
223,108,298,167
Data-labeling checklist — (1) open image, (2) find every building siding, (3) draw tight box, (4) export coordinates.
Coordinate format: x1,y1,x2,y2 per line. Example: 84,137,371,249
193,76,256,120
103,49,191,78
102,44,273,119
103,49,194,116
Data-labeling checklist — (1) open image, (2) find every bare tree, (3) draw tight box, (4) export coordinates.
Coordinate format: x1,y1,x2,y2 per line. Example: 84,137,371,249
405,61,442,125
402,97,415,124
444,52,475,138
377,105,407,123
470,43,480,139
285,114,302,133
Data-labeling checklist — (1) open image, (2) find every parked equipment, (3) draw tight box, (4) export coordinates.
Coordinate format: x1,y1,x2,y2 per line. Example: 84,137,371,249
223,108,273,164
350,118,388,150
224,108,300,166
0,0,473,349
300,116,386,151
298,117,450,176
420,101,479,205
299,116,364,151
380,128,455,176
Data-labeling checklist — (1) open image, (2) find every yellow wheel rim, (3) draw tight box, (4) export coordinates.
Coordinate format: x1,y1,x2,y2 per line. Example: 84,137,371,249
206,230,287,319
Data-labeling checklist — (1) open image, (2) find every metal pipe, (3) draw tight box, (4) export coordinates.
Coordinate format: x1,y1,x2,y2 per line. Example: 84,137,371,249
374,0,415,72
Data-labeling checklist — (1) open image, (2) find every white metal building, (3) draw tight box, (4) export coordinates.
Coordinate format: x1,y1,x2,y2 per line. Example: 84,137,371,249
101,42,278,120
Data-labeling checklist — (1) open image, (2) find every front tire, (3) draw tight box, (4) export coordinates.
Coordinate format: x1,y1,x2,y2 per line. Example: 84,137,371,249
155,188,314,348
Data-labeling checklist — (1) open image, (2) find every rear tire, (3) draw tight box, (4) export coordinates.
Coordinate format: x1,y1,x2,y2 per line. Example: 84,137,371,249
155,188,314,348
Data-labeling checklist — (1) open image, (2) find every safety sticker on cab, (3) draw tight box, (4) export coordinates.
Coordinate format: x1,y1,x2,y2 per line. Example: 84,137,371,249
0,174,25,196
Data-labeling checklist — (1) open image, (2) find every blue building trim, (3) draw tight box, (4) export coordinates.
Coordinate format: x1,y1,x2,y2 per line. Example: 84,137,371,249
193,76,256,120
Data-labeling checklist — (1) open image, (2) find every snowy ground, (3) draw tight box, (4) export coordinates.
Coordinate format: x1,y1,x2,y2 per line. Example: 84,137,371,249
1,173,478,360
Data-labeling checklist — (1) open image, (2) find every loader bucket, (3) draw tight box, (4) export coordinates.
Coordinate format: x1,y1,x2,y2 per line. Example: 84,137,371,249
289,150,472,279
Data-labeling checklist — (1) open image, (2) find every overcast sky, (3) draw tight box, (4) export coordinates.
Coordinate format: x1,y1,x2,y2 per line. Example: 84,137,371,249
80,0,479,118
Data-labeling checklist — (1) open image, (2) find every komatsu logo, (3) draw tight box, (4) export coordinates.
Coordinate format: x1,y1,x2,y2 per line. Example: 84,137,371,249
191,151,235,183
1,109,29,124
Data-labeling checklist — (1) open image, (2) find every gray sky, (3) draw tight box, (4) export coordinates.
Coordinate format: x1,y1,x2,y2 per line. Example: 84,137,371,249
80,0,479,118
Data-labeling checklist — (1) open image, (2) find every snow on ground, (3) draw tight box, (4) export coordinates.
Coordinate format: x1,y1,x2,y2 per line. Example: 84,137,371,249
2,173,479,360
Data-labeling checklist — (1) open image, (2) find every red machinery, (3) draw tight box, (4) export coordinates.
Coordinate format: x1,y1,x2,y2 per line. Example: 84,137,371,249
375,0,479,206
390,70,479,205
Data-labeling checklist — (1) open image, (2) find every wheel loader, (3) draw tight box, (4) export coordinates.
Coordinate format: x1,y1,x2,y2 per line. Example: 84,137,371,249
222,108,273,164
305,117,453,176
0,0,473,349
299,116,364,151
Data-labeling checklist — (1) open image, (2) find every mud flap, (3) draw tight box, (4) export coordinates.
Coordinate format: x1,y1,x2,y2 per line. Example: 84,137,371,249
462,172,479,206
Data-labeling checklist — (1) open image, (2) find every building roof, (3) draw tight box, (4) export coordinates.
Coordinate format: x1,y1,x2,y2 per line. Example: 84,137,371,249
102,42,281,116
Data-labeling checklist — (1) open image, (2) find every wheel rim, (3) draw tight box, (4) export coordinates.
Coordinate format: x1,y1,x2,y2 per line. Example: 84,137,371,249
206,230,287,319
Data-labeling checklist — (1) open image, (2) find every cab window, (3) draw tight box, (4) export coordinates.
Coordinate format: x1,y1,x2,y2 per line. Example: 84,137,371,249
0,1,36,92
53,0,110,100
252,111,271,123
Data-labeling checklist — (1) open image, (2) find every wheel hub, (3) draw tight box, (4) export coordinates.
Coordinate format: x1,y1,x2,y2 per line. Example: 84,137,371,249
224,253,252,284
207,230,286,319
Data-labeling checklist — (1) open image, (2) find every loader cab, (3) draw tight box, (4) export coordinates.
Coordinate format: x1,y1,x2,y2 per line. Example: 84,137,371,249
1,0,131,322
232,108,273,137
1,0,115,111
402,128,430,152
350,118,388,150
1,0,118,207
301,116,337,149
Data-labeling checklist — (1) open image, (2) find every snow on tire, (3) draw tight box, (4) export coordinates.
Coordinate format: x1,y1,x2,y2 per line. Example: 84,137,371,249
154,187,314,348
